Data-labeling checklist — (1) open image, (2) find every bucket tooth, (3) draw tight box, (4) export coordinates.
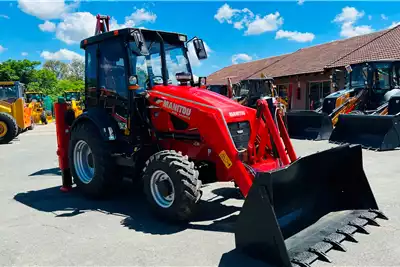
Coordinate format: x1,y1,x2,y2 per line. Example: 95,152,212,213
336,225,358,243
349,218,370,234
369,209,389,220
308,242,332,263
291,251,316,267
359,212,380,226
323,233,347,252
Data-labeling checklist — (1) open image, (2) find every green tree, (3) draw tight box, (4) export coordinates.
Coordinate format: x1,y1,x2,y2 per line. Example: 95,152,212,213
56,79,84,92
28,69,58,96
0,59,40,83
43,60,69,80
66,58,84,81
0,64,18,81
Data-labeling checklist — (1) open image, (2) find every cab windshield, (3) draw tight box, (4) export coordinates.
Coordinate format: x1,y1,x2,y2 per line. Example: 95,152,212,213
129,39,191,88
26,93,43,102
0,84,19,101
372,62,391,91
346,65,367,89
65,92,81,101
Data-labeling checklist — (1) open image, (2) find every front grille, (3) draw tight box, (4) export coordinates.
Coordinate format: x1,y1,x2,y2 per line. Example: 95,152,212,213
228,121,250,150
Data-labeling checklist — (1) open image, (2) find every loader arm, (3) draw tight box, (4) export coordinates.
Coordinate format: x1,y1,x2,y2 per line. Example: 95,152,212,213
330,89,366,126
147,90,296,196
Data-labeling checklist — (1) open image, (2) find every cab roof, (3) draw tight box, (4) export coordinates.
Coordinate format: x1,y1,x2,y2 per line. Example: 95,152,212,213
80,27,188,49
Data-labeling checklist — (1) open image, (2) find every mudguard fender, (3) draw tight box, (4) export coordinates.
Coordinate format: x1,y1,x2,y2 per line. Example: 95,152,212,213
70,107,119,141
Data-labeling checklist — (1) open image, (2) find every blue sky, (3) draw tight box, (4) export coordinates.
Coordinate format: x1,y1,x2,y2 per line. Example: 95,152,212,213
1,1,400,76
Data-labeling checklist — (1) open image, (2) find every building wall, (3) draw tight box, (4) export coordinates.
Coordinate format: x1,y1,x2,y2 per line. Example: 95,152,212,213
273,68,346,110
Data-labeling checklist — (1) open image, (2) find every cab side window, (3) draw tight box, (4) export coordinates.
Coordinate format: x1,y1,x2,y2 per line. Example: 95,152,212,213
85,44,98,106
99,38,127,98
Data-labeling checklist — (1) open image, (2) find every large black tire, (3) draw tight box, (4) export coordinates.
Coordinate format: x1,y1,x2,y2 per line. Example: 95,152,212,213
142,150,202,222
69,121,121,198
40,112,48,125
0,112,18,144
27,119,35,130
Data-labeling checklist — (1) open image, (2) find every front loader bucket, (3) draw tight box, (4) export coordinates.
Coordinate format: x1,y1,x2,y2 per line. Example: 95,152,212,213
235,144,387,267
286,111,332,140
329,114,400,151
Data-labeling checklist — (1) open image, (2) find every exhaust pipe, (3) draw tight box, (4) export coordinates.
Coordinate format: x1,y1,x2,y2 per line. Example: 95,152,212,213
235,144,387,267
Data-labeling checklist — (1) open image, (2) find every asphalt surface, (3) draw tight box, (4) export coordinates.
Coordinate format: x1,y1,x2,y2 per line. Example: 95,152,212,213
1,123,400,266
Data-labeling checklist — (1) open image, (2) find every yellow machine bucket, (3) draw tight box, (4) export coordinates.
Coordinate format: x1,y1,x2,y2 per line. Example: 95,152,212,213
235,144,387,267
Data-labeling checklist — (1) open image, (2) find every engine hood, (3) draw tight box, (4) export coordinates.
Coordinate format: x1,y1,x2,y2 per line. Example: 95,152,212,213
151,85,255,121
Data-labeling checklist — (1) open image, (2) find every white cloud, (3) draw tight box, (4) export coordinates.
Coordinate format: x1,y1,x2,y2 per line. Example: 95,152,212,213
214,3,240,24
0,14,10,19
53,8,157,45
232,53,253,64
55,12,97,44
21,52,28,56
17,0,78,20
388,21,400,29
0,45,6,53
39,20,56,32
126,8,156,25
340,22,374,37
40,49,83,61
381,14,388,20
298,0,305,5
245,12,283,35
275,29,315,42
334,6,364,23
333,7,374,38
187,41,212,67
214,4,282,36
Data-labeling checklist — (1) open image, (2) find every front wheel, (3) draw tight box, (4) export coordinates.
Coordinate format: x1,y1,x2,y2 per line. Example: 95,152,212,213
0,112,18,144
69,122,121,198
142,150,202,222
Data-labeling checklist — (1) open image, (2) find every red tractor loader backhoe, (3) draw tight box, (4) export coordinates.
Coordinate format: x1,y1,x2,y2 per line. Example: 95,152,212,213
54,15,387,267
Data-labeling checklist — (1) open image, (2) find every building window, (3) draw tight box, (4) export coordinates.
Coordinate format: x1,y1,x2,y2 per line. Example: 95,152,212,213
308,81,331,110
277,84,289,102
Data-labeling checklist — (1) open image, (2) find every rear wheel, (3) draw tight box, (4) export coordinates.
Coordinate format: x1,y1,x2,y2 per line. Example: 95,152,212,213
142,150,202,222
69,122,121,198
40,112,48,124
0,112,18,144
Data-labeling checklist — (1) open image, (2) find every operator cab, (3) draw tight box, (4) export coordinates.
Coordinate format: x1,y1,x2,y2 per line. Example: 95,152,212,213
235,78,274,108
0,81,24,103
80,15,207,140
64,91,81,102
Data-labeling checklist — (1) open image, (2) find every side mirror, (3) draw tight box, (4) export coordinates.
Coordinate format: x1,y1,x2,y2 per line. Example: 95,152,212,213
199,77,207,87
193,39,208,60
131,29,149,56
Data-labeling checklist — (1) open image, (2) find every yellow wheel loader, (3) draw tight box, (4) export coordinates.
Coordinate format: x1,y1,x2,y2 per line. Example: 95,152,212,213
25,92,53,124
286,61,400,141
329,61,400,151
63,90,83,118
0,81,33,144
208,76,289,114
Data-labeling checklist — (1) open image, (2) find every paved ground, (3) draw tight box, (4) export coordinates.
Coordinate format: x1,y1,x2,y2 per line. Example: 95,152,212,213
1,124,400,266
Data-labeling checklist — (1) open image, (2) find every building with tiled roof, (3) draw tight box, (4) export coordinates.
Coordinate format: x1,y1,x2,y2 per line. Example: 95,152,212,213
207,25,400,109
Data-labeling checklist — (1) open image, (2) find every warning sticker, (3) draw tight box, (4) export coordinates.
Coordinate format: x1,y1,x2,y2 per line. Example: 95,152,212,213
219,150,233,169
